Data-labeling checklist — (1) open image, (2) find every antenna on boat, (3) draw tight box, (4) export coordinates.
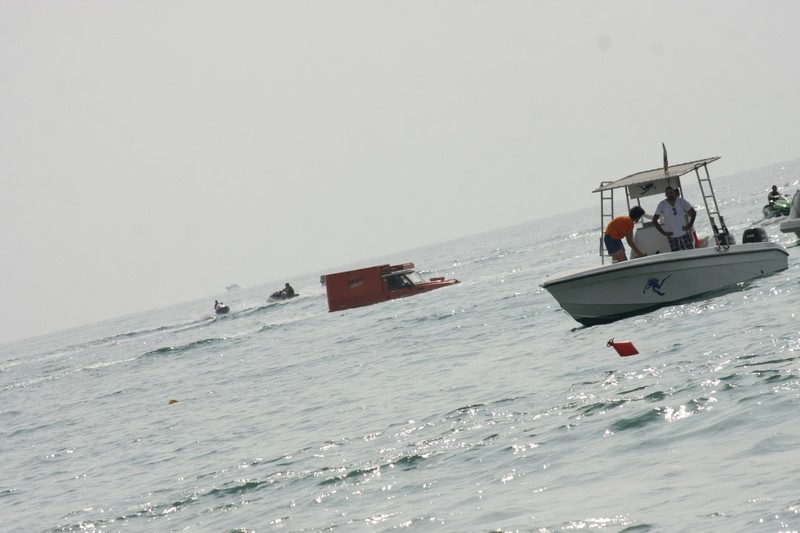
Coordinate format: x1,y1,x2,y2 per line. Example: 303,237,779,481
662,142,668,173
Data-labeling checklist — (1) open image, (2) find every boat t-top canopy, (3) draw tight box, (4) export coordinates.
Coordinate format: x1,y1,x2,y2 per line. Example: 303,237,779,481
593,157,720,195
594,155,730,263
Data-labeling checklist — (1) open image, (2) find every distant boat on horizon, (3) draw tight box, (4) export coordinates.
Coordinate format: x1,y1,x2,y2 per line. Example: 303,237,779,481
226,284,241,292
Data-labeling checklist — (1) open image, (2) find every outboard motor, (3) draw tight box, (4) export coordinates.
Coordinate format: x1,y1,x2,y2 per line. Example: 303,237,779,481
742,227,769,243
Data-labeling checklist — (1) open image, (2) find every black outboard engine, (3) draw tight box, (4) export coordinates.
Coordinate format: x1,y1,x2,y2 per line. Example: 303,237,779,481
718,232,736,246
742,227,769,243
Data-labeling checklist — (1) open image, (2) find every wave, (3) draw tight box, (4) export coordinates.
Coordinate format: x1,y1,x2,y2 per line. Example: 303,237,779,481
143,336,238,357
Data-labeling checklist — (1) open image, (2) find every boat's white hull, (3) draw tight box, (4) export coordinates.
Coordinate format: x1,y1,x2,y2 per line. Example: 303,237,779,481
779,191,800,236
540,242,788,326
779,218,800,237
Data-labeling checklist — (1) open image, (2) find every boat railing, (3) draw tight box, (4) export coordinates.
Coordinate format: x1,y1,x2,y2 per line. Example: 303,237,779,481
693,162,731,250
599,181,614,265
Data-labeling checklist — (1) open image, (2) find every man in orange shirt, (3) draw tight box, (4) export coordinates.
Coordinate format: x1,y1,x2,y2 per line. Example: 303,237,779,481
604,206,646,262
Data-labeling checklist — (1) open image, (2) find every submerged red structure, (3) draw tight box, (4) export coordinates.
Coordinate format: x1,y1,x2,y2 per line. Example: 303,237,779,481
323,263,459,312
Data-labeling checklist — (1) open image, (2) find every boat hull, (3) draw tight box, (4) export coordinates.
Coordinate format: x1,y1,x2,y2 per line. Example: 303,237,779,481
540,243,788,326
779,190,800,236
780,218,800,237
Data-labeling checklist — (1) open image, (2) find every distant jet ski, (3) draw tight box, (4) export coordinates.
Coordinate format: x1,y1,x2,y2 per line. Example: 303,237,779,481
268,283,298,302
214,300,230,314
268,291,299,301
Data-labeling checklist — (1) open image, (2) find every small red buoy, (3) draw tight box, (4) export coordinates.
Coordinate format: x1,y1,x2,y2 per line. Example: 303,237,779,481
607,338,639,357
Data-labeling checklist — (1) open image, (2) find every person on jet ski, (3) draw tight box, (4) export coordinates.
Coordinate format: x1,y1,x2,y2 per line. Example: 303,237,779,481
768,185,783,204
281,283,295,297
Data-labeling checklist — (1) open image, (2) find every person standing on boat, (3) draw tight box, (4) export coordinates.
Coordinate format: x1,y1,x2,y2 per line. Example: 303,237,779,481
604,206,647,262
652,186,697,251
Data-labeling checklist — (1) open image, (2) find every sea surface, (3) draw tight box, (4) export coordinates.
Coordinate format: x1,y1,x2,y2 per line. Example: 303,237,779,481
3,158,800,533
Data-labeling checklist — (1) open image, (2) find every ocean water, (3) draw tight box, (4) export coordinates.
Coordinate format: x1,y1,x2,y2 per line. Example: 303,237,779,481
3,158,800,533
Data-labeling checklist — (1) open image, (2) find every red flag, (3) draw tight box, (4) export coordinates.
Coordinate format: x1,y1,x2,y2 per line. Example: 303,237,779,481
662,142,668,173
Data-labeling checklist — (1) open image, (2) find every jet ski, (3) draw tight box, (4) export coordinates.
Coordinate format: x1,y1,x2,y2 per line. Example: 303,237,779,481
214,300,230,314
268,290,299,302
763,196,792,218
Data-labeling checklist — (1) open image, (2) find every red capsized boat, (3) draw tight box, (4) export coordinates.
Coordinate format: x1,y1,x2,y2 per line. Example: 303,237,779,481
322,263,459,312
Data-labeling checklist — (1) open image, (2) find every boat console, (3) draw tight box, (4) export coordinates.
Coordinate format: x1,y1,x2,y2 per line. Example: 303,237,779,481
633,221,712,257
633,222,671,256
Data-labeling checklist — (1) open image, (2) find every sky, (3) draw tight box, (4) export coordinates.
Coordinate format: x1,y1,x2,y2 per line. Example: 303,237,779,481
2,0,799,345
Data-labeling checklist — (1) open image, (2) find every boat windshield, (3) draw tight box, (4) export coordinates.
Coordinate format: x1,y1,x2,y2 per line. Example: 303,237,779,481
383,270,428,289
405,271,426,284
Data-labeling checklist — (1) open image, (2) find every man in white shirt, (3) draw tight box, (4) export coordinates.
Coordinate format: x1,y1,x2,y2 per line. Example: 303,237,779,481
652,187,697,251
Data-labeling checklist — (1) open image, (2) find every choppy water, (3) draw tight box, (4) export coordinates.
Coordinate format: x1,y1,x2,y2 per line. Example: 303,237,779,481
3,159,800,532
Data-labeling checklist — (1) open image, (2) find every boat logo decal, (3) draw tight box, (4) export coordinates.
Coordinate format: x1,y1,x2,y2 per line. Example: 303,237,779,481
643,275,671,296
637,182,656,194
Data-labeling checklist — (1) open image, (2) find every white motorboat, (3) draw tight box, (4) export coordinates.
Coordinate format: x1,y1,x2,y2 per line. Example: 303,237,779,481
779,190,800,237
541,154,789,326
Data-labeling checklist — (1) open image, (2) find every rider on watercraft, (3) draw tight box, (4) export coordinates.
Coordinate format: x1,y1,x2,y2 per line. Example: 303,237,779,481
768,185,783,204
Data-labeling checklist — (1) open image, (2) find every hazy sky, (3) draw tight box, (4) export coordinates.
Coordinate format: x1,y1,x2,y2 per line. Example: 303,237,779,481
2,1,799,344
